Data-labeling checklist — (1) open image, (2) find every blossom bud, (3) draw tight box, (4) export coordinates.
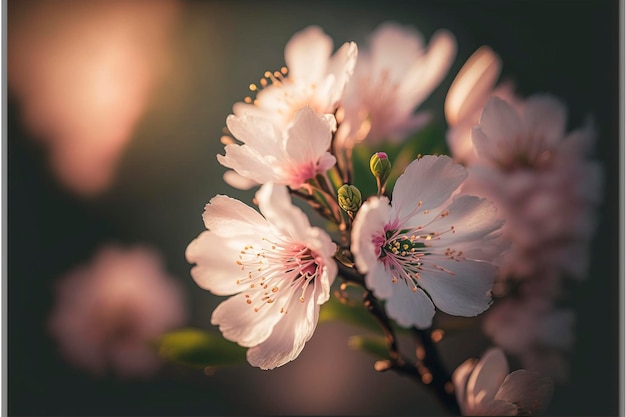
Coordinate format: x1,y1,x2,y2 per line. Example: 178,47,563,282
337,184,362,217
370,152,391,193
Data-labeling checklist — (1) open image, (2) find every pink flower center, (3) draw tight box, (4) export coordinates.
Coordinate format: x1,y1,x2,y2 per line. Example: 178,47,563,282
235,237,322,314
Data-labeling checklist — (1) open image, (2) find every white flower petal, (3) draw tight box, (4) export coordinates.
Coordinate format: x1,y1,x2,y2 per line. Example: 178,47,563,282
186,231,252,295
284,107,334,164
351,196,392,273
246,284,319,369
392,155,467,221
426,195,503,244
324,41,358,106
256,183,311,241
225,113,281,154
365,260,394,300
217,145,279,185
285,26,332,84
385,282,435,328
417,259,494,317
223,170,260,190
201,194,269,234
211,292,284,348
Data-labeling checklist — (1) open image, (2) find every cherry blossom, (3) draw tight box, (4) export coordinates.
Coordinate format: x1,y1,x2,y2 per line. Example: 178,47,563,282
186,183,337,369
217,106,337,189
336,22,456,147
48,245,187,378
351,155,504,328
453,348,553,416
233,25,357,129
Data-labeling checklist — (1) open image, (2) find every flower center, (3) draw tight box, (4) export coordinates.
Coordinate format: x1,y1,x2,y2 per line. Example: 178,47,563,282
235,237,321,314
377,211,460,291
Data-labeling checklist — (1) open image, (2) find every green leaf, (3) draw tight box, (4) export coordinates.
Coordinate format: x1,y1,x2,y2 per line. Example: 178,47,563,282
155,327,246,368
348,334,391,360
318,295,381,333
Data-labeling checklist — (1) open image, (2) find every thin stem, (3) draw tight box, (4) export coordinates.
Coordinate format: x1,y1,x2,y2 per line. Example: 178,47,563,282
334,258,460,415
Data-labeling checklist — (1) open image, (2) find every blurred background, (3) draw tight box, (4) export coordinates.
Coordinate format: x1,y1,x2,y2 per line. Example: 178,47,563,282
7,0,620,415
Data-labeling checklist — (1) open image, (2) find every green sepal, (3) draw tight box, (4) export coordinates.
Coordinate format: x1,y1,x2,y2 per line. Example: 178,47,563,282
155,327,246,368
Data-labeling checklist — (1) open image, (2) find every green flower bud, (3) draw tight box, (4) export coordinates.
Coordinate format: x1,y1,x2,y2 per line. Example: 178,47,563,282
337,184,362,217
370,152,391,194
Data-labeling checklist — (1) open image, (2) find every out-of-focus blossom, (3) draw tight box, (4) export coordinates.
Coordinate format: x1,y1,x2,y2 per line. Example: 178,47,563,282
233,25,358,129
218,106,337,190
8,0,181,196
186,183,337,370
337,22,456,147
351,155,504,329
48,245,187,378
453,347,553,416
467,95,603,289
444,47,518,164
482,298,575,382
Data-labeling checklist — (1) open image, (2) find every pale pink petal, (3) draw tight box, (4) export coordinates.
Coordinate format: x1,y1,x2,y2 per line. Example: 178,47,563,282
392,155,467,221
425,196,503,243
478,399,518,416
474,97,523,160
467,348,509,408
495,370,554,415
401,29,457,108
385,282,435,329
201,194,269,234
223,170,260,190
285,26,332,83
246,285,319,369
445,46,502,126
225,113,282,155
186,231,251,295
324,41,358,106
211,292,284,348
417,259,494,317
351,196,392,274
367,22,425,78
256,183,312,242
365,260,394,300
217,145,279,184
284,107,334,164
522,94,567,149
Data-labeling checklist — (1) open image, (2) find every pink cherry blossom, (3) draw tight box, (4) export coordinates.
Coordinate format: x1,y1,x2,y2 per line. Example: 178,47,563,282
453,348,554,416
217,106,337,189
48,245,187,378
233,25,357,129
336,22,456,147
186,183,337,369
351,155,504,328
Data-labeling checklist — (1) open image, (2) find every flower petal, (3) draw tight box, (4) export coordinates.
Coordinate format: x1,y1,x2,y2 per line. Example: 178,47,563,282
352,196,392,274
284,106,334,165
417,258,494,317
201,194,269,234
365,260,394,300
385,282,435,329
186,231,253,295
495,369,554,416
466,348,509,407
392,155,467,222
211,292,284,348
285,26,332,84
452,358,477,415
522,94,567,149
256,183,311,241
246,284,319,369
217,144,280,185
473,97,523,161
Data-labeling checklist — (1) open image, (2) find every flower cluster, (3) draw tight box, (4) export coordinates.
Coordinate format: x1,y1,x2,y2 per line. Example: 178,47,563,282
186,22,601,415
445,47,603,381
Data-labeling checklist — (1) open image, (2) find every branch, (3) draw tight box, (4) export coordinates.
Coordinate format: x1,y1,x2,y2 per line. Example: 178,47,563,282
335,258,461,415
